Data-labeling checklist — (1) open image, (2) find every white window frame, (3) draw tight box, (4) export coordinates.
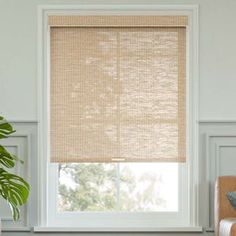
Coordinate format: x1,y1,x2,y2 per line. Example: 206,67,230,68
37,4,199,232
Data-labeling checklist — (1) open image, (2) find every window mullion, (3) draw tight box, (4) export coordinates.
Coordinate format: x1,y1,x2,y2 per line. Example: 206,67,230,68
116,163,121,211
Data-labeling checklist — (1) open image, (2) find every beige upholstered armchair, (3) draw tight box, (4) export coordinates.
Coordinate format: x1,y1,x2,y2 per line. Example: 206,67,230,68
215,176,236,236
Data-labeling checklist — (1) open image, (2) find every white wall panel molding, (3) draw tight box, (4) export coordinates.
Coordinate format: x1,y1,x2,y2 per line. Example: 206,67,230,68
204,132,236,230
7,120,38,124
7,119,236,124
0,132,31,229
199,120,236,123
1,142,22,223
0,122,38,232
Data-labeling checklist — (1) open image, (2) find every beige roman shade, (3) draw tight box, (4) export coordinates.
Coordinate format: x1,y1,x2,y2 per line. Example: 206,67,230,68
49,15,187,163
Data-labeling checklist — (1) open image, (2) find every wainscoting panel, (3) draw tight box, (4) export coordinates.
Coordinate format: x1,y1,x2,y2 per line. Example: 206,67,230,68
0,137,28,227
0,122,37,230
0,133,31,228
199,122,236,231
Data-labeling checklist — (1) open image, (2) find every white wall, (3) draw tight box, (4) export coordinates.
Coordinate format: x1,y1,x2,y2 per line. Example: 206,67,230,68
1,0,236,235
1,0,236,121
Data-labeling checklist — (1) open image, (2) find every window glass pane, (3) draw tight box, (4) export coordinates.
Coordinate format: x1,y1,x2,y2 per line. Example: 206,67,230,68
58,163,117,211
119,163,178,211
58,163,178,212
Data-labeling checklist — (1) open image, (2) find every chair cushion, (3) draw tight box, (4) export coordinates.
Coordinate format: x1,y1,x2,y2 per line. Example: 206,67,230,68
220,218,236,236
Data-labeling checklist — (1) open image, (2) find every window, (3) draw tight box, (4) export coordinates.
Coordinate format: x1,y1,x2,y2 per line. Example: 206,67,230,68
38,6,199,231
48,162,187,228
58,163,179,212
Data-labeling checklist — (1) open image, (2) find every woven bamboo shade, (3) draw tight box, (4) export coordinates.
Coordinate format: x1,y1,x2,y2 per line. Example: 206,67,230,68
49,15,187,163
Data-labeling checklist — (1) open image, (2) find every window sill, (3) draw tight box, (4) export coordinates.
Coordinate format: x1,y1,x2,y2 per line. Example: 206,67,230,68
34,226,203,233
2,227,31,232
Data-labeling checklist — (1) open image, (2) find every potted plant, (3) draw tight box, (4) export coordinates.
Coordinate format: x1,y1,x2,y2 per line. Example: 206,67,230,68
0,116,30,221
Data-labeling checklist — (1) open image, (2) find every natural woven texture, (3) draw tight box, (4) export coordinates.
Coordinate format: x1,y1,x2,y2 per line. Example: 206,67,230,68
50,17,187,163
48,15,188,27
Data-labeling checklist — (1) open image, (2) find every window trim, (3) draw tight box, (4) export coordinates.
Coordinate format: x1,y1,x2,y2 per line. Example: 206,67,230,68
33,226,203,233
37,4,199,230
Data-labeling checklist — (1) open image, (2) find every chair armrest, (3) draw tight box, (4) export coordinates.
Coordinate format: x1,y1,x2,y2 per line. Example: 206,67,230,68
215,176,236,236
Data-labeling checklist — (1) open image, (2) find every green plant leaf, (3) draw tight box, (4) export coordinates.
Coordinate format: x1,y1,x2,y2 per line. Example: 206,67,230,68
0,145,16,168
0,168,30,220
0,116,15,139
